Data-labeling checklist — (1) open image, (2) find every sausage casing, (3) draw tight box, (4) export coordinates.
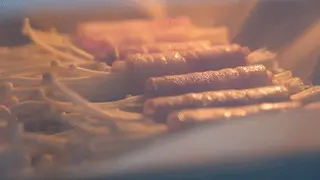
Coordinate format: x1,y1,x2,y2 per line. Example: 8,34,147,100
119,41,212,59
167,101,301,130
144,65,273,96
112,44,249,76
143,85,290,120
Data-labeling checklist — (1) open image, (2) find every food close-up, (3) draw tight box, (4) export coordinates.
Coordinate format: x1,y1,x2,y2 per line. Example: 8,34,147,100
0,1,319,179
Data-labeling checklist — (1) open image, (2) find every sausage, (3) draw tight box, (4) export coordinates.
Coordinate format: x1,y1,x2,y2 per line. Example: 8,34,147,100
75,17,192,62
145,41,211,53
143,85,290,120
167,101,301,131
290,86,320,104
76,17,192,42
76,18,228,62
118,40,212,59
112,44,250,76
144,65,273,96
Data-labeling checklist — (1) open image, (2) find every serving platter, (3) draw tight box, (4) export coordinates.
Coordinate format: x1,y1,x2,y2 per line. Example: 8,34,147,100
19,108,320,179
0,1,319,179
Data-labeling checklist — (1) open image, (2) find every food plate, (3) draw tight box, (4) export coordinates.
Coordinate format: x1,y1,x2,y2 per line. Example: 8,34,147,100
0,1,319,179
19,108,320,179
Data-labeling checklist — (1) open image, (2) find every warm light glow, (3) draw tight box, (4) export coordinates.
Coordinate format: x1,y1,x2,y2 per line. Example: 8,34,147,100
137,0,167,19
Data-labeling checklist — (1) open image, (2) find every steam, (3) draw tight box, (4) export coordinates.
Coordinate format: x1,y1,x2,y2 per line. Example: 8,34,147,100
137,0,167,19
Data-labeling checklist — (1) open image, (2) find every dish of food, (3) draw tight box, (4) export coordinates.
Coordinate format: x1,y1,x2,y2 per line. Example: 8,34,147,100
0,17,319,177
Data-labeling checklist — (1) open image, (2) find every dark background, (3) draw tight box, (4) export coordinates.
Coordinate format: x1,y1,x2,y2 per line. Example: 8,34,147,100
0,1,319,49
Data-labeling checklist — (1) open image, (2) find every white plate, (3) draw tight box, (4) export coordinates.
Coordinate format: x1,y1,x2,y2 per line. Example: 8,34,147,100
40,108,320,179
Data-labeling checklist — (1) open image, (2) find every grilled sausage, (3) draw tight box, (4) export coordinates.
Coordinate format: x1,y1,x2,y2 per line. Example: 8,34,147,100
112,44,249,76
167,101,301,130
290,86,320,104
143,85,290,120
119,40,212,59
144,65,273,96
